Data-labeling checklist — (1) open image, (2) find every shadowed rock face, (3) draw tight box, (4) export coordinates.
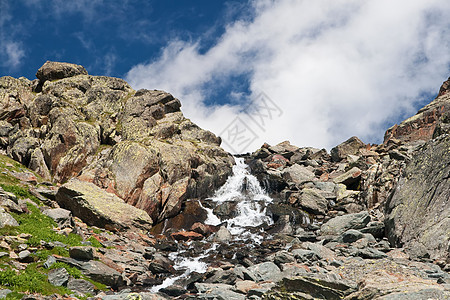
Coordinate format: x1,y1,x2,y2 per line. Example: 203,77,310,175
0,61,234,225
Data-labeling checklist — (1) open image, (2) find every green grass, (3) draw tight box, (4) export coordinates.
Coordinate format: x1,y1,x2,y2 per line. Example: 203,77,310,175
32,247,70,261
0,264,71,295
11,204,83,247
87,236,103,248
49,262,82,278
0,184,41,205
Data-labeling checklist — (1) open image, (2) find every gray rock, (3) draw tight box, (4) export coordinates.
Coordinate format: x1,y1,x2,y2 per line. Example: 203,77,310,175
350,247,387,259
56,179,153,231
149,254,174,274
205,268,237,285
273,251,296,268
160,285,187,297
36,61,88,82
248,261,283,282
18,250,33,263
0,207,19,228
0,252,8,258
0,289,12,299
211,226,232,242
320,211,371,236
44,255,57,269
48,267,69,286
338,229,365,243
67,278,95,295
330,136,365,162
379,288,448,300
79,260,123,288
298,188,328,215
291,249,320,263
282,164,315,186
332,167,362,188
385,135,450,262
43,208,74,229
194,282,233,293
69,246,94,261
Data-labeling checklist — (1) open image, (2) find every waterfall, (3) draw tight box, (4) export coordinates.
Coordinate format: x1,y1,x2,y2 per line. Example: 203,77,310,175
205,157,273,237
150,157,273,292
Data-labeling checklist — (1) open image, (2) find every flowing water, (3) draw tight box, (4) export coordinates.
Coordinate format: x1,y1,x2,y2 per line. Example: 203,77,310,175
150,157,274,292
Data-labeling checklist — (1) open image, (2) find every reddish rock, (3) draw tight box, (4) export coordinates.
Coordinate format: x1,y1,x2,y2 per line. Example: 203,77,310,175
191,222,216,236
384,79,450,144
171,231,203,241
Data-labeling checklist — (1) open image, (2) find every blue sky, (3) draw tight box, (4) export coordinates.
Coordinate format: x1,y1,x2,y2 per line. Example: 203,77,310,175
1,0,450,153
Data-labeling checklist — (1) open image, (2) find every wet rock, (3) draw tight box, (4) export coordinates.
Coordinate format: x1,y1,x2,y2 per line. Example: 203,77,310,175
67,278,96,295
194,283,245,300
330,136,365,162
320,211,370,236
36,61,88,82
56,179,153,231
149,254,174,274
69,246,94,261
211,226,232,242
160,285,186,297
48,267,69,286
43,208,74,229
171,231,203,241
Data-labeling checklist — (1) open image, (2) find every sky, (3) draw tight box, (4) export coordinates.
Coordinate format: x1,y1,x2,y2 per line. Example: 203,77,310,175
1,0,449,153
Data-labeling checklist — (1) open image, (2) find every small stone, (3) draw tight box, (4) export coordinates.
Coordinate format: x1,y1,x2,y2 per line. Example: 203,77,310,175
18,250,33,263
44,256,57,269
211,226,232,242
338,229,365,243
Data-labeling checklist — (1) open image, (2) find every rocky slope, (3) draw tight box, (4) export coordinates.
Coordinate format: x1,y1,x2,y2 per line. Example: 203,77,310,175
0,61,234,226
0,63,448,299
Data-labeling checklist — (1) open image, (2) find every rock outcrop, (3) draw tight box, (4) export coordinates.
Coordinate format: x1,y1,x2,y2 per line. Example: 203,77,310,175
385,134,450,262
0,61,234,225
384,77,450,144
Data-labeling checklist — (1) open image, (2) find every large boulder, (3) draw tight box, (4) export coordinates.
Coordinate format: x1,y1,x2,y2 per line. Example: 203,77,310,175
36,61,88,82
330,136,365,162
55,179,153,231
385,134,450,262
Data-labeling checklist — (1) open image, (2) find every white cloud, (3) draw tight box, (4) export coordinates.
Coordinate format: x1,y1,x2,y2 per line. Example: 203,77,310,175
0,2,25,71
126,0,450,153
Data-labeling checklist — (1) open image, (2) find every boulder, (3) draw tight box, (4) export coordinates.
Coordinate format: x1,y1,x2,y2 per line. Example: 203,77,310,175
36,61,88,82
330,136,365,162
282,164,315,186
385,135,450,262
48,268,69,286
332,167,362,189
79,260,123,288
43,208,74,229
320,211,370,236
297,188,328,215
56,179,153,231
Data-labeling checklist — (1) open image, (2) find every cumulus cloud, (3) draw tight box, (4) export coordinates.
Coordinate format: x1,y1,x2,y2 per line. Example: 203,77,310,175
126,0,450,153
0,2,25,71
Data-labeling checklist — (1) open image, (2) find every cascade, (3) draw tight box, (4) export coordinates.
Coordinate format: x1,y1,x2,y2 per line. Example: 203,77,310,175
151,157,274,292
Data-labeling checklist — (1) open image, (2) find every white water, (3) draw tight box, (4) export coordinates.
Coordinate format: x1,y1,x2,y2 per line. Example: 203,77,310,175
151,157,273,292
205,157,273,236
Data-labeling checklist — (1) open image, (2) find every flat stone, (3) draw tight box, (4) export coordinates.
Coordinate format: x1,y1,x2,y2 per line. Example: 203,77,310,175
320,211,371,236
248,261,283,282
36,61,88,82
0,208,19,228
67,278,95,295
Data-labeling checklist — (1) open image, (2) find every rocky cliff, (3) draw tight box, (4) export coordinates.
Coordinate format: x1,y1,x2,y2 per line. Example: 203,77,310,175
0,61,234,226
